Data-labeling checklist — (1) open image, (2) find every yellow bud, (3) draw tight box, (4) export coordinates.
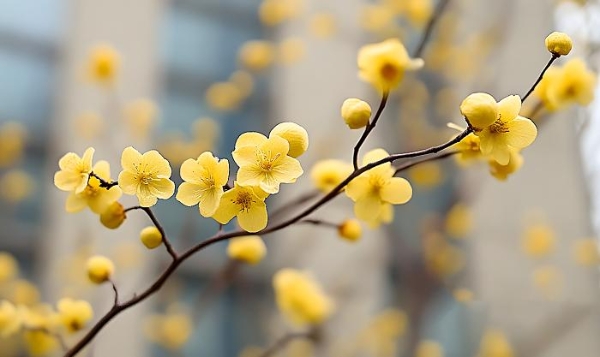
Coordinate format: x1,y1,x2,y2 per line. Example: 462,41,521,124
140,226,163,249
238,40,275,72
269,122,309,158
86,255,115,284
341,98,371,129
545,32,572,56
100,202,126,229
57,298,93,333
338,219,362,242
460,92,498,129
227,236,267,264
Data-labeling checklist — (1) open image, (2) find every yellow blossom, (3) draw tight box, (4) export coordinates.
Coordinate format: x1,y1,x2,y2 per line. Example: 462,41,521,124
65,160,122,214
308,13,337,39
56,298,93,333
269,122,309,158
54,147,95,194
212,183,269,233
233,132,303,194
346,149,412,226
229,71,255,98
8,280,40,306
0,122,26,168
572,239,600,266
86,255,115,284
478,330,514,357
118,146,175,207
341,98,372,129
424,232,464,278
227,236,267,264
206,82,244,111
403,0,433,28
273,269,334,326
1,170,35,203
445,203,473,238
452,132,483,165
537,58,596,111
545,32,572,56
238,41,275,72
460,93,498,130
258,0,303,26
476,95,537,165
176,152,229,217
488,149,524,181
360,4,395,33
140,226,163,249
124,99,158,139
310,159,353,193
100,201,127,229
408,162,444,189
278,37,306,65
0,252,18,282
86,44,120,86
144,312,193,350
415,340,444,357
23,330,59,356
522,223,556,258
357,38,424,92
338,219,362,242
0,301,21,337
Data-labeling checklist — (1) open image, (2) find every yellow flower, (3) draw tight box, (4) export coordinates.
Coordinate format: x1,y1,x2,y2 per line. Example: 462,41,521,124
176,152,229,217
54,147,95,194
23,330,59,356
522,223,556,258
273,269,334,326
488,149,524,181
478,330,514,357
310,159,353,193
445,203,473,238
477,95,537,165
86,44,120,86
452,132,483,165
278,37,306,65
227,236,267,264
0,300,21,337
56,298,93,333
0,252,18,282
408,162,443,189
124,99,158,139
572,239,600,266
0,122,26,168
341,98,372,129
140,226,163,249
65,160,122,214
538,58,597,111
423,232,464,278
205,82,243,111
415,340,444,357
0,169,35,203
118,146,175,207
346,149,412,226
269,122,309,158
357,38,424,92
233,132,303,194
545,32,572,56
100,202,127,229
460,93,498,130
338,219,362,242
86,255,115,284
144,312,193,350
212,183,269,233
308,12,337,38
238,40,275,72
403,0,433,27
9,280,40,306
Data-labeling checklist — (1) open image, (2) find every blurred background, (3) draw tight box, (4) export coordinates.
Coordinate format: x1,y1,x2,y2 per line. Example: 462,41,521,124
0,0,599,356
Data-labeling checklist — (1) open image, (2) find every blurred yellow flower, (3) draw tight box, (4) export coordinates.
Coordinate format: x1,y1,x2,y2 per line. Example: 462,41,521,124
278,37,306,65
227,236,267,264
309,12,337,38
0,252,18,283
65,161,122,214
536,58,596,111
86,44,120,86
206,82,244,111
409,162,444,189
100,201,127,229
452,132,483,165
145,312,193,350
124,99,158,139
445,203,473,238
239,40,275,72
258,0,303,26
488,149,523,181
346,149,412,226
273,269,334,326
54,147,95,194
23,330,59,356
415,340,444,357
8,280,40,306
86,255,115,284
460,93,498,130
357,38,423,92
0,300,21,337
57,298,93,333
118,146,175,207
477,95,537,165
532,265,563,299
338,219,362,242
402,0,433,27
424,232,464,278
360,4,395,33
233,132,303,194
0,170,35,202
522,223,556,258
229,71,255,98
73,111,104,141
0,122,26,168
572,238,600,266
140,226,163,250
545,32,572,56
212,183,269,233
176,152,229,217
269,122,309,158
310,159,353,193
478,329,514,357
341,98,372,129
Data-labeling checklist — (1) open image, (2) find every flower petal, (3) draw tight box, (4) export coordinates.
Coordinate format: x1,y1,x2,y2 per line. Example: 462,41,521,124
118,171,139,195
354,194,382,222
271,156,303,184
137,185,158,207
180,158,201,183
380,177,412,204
121,146,142,172
65,193,87,213
505,117,537,149
498,95,521,122
233,146,259,168
149,178,175,199
235,132,267,149
345,176,370,202
237,201,268,233
212,191,239,224
176,182,203,206
142,150,171,178
199,189,223,217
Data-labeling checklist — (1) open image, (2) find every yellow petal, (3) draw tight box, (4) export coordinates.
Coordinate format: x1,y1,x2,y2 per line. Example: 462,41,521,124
137,185,158,207
54,171,82,192
261,135,290,158
92,160,111,181
345,176,370,201
214,158,230,186
58,152,81,171
354,194,382,222
142,150,171,178
238,201,268,232
380,177,412,204
506,117,537,149
118,171,138,195
237,165,266,188
81,147,95,171
176,182,202,206
121,146,142,172
491,145,511,166
271,156,303,183
235,132,267,149
498,95,521,122
362,148,390,166
212,191,239,224
199,189,223,217
65,193,87,213
149,178,175,199
233,146,259,168
180,159,200,183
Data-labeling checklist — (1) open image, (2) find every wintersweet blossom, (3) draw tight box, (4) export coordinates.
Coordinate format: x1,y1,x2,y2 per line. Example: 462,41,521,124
118,146,175,207
476,95,537,165
338,219,362,242
358,38,424,92
65,161,122,214
310,159,353,193
87,44,120,85
452,132,483,165
478,330,514,357
545,32,572,56
176,152,229,217
227,236,267,264
0,300,21,337
346,149,412,226
488,149,524,181
269,122,309,158
54,147,95,194
536,58,596,111
140,226,163,249
233,132,303,194
212,183,269,233
56,298,93,333
86,255,115,284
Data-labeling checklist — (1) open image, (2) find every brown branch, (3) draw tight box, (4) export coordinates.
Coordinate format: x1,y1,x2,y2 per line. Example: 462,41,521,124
413,0,452,58
88,172,119,189
522,54,559,103
109,279,119,306
353,91,389,170
393,151,458,176
298,219,339,229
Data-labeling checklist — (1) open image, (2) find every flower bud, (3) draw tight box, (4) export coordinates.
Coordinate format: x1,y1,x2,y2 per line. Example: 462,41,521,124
86,256,115,284
140,226,163,249
341,98,371,129
338,219,362,242
269,122,309,158
227,236,267,264
100,202,126,229
545,32,572,57
460,93,498,129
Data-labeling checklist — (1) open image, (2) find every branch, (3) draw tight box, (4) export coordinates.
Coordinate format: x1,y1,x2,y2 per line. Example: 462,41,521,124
109,279,119,306
413,0,452,58
393,151,458,176
140,207,178,260
298,218,339,229
521,54,559,103
353,91,389,170
88,172,119,189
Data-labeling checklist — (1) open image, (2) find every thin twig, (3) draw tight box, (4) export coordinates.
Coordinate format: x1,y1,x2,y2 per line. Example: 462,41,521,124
140,206,178,260
88,172,119,189
393,151,458,176
258,331,313,357
413,0,452,58
298,218,339,229
522,54,559,103
109,279,119,306
353,92,389,170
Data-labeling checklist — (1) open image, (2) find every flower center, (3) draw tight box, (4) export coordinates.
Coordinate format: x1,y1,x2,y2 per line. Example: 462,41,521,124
200,176,216,188
380,63,398,81
368,175,387,193
488,119,510,134
140,173,153,185
234,191,255,211
257,150,281,172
